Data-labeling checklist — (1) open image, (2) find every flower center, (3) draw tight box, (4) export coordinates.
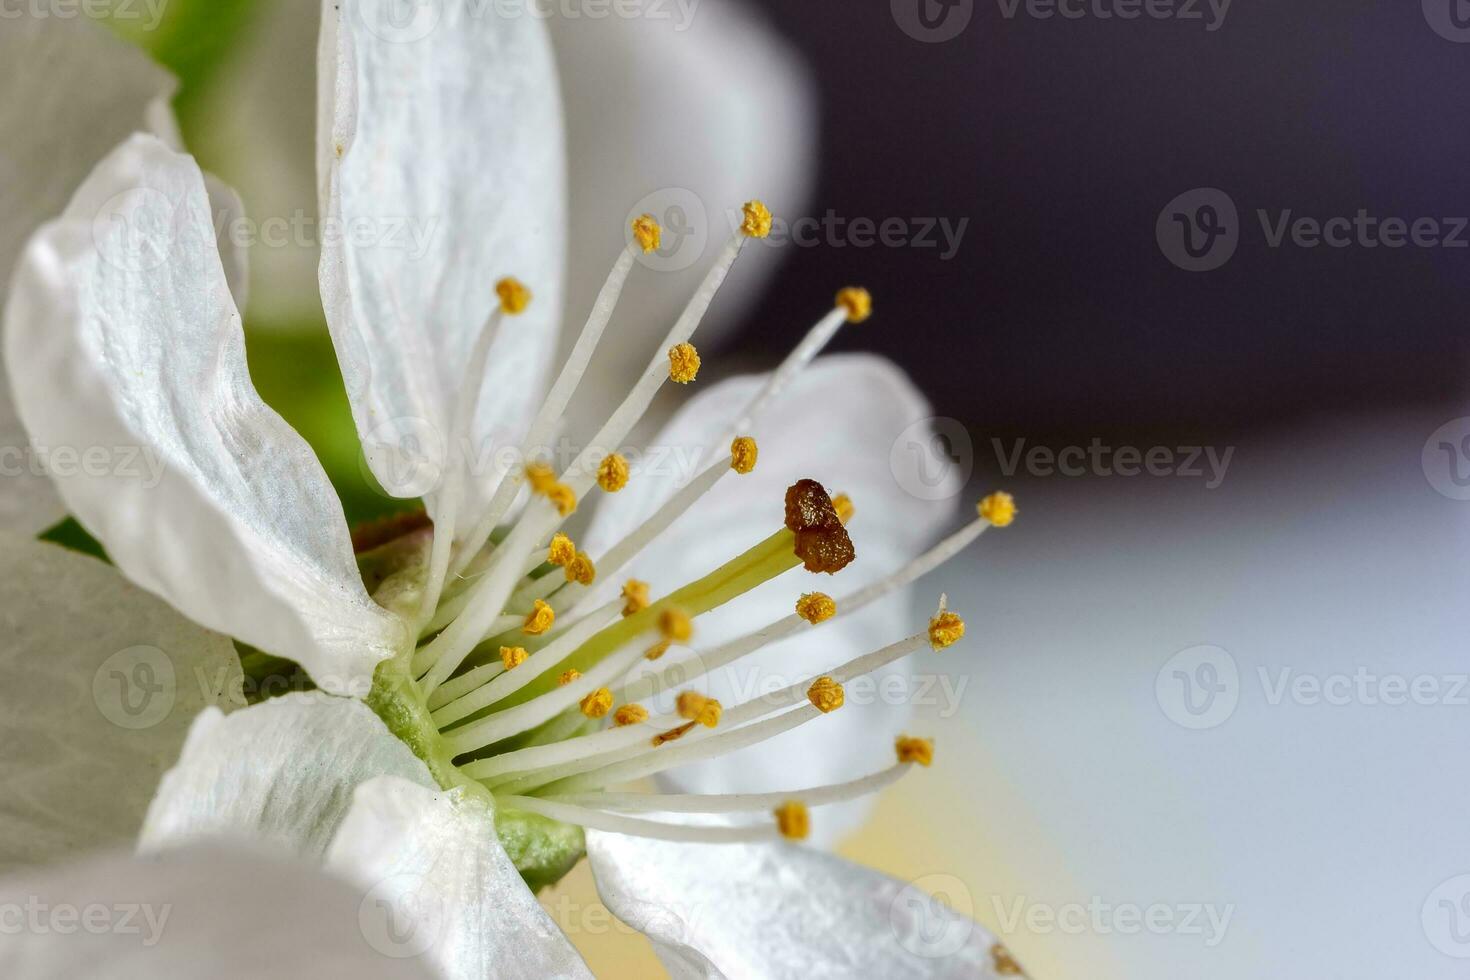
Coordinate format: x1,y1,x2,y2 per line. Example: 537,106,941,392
347,204,1014,890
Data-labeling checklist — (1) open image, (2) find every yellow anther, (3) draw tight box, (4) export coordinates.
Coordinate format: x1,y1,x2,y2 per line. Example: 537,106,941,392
526,462,556,493
806,676,845,714
597,453,630,493
668,342,701,384
835,286,873,324
614,704,649,727
644,639,671,661
979,491,1017,528
558,668,582,687
832,493,854,525
564,551,596,586
774,800,810,841
622,579,650,617
741,200,773,239
676,691,722,728
547,532,576,567
658,606,694,643
928,609,965,651
499,646,529,670
631,213,662,254
495,276,532,314
580,687,614,719
991,944,1026,977
652,721,697,746
523,599,555,636
896,735,935,767
545,482,577,517
730,435,758,475
795,592,837,625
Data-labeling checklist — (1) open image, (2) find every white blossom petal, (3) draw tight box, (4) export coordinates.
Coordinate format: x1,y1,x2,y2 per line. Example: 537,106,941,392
0,843,440,979
326,776,593,980
203,173,250,314
140,693,434,858
584,355,956,845
0,535,244,877
547,0,815,434
588,832,1000,979
0,16,177,535
318,0,566,515
4,133,407,696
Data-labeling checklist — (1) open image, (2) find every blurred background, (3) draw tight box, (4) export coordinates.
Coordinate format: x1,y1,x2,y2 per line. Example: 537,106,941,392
67,0,1470,976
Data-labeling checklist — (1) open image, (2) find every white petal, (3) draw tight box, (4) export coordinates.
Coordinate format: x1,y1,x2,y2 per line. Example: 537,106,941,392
0,535,244,877
0,16,176,535
203,173,250,313
4,133,407,696
585,355,955,843
0,843,440,979
140,693,434,858
588,832,1001,979
326,776,593,980
547,0,816,436
318,0,567,514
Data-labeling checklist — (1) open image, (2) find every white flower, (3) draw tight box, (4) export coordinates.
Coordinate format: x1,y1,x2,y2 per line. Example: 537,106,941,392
0,3,1020,977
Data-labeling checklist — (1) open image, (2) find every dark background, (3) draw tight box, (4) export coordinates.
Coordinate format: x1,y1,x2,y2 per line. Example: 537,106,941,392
732,1,1470,443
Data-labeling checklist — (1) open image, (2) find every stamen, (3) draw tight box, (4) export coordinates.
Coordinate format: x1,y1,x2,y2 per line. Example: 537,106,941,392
559,669,581,686
730,435,758,475
980,490,1018,527
547,533,576,567
658,607,694,644
495,276,532,314
896,735,935,767
613,704,649,727
928,596,965,650
428,600,622,722
741,200,774,239
580,688,614,719
631,213,662,253
795,592,836,625
523,599,555,635
496,795,780,844
668,342,702,384
806,676,845,714
597,453,630,493
833,493,854,524
565,552,596,586
834,286,873,324
443,634,655,755
500,646,529,670
774,800,810,840
451,238,644,575
676,691,723,728
544,762,911,814
622,579,650,616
